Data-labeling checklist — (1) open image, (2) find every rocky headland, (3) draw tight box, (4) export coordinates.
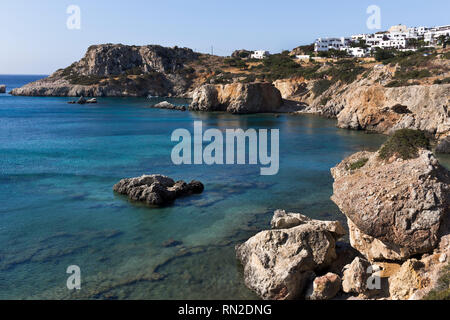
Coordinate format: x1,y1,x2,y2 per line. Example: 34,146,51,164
113,174,204,206
11,44,201,98
236,130,450,300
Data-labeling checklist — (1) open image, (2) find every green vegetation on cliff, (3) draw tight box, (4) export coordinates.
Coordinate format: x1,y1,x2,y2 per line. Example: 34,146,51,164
424,263,450,300
379,129,430,160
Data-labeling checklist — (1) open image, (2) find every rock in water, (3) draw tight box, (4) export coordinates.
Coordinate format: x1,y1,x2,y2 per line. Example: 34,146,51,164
0,85,6,93
235,210,345,300
77,96,87,104
190,83,283,114
331,149,450,261
113,175,204,206
149,101,186,111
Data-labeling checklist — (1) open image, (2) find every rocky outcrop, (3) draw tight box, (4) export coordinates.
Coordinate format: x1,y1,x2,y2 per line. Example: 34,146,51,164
235,210,345,300
149,101,186,111
305,273,342,300
335,84,450,140
342,257,371,294
0,85,5,93
389,259,424,300
273,78,308,100
271,209,346,235
231,49,253,59
11,44,200,98
331,149,450,261
287,62,449,143
113,174,204,206
190,83,283,114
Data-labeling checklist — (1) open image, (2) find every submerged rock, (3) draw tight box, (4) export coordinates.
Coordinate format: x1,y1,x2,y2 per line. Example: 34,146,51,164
235,210,345,300
331,149,450,261
190,82,283,114
113,174,204,206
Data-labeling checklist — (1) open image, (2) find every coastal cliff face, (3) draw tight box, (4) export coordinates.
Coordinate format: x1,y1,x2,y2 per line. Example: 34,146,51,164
11,44,201,97
190,83,283,114
281,58,450,146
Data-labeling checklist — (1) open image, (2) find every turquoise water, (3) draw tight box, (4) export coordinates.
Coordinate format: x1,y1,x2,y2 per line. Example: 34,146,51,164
0,75,443,300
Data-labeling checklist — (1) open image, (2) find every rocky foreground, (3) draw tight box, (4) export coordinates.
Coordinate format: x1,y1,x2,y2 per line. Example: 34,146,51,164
113,174,204,206
236,134,450,300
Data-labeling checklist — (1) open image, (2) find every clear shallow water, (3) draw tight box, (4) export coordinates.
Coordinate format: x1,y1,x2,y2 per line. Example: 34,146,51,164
0,75,446,300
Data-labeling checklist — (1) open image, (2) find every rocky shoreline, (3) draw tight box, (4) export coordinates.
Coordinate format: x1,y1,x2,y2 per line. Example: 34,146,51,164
236,133,450,300
9,43,450,152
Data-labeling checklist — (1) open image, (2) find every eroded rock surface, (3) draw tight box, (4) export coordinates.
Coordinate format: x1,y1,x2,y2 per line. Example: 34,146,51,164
331,149,450,261
190,83,283,114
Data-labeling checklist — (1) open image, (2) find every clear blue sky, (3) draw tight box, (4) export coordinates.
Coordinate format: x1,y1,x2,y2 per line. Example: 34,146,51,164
1,0,449,74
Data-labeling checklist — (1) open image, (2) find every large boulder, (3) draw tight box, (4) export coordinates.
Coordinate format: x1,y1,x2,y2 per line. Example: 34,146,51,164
236,210,345,300
113,174,204,206
331,149,450,261
0,85,6,93
190,82,283,114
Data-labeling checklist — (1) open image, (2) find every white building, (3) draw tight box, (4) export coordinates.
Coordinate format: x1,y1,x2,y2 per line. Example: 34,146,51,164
250,50,270,59
344,47,370,58
351,34,369,41
314,37,352,52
